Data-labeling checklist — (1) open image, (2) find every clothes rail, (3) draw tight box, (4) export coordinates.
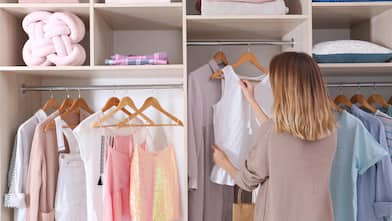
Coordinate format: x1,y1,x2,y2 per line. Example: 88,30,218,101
327,82,392,87
187,39,295,48
21,83,183,93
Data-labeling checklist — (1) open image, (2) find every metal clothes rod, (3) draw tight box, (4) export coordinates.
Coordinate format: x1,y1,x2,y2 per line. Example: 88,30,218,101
327,82,392,88
21,83,183,93
187,39,295,47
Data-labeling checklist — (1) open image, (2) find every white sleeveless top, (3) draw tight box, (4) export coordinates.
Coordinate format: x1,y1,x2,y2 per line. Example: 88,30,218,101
211,65,273,186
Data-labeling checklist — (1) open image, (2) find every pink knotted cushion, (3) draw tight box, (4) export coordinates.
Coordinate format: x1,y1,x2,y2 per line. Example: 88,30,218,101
22,11,86,66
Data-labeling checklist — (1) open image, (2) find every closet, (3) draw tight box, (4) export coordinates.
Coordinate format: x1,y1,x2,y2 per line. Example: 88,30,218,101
1,0,392,220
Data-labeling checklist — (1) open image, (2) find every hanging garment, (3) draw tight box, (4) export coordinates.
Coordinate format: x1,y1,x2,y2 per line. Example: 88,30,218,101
374,110,392,152
74,109,145,221
188,60,234,221
26,111,59,221
387,105,392,117
26,110,85,221
350,105,392,221
54,117,87,221
211,65,273,186
74,111,107,221
235,119,336,221
130,144,180,221
330,110,389,221
3,110,47,221
103,135,136,221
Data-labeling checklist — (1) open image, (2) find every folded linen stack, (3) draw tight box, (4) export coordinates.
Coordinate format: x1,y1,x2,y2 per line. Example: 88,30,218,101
201,0,289,15
104,52,169,65
105,0,169,4
313,0,392,2
20,0,78,3
22,11,86,66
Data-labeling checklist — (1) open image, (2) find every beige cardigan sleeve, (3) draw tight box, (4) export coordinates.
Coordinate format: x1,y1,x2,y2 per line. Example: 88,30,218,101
235,121,272,191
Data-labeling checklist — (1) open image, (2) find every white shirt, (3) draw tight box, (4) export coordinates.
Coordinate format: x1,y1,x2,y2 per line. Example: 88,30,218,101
210,65,273,186
4,109,47,221
73,110,147,221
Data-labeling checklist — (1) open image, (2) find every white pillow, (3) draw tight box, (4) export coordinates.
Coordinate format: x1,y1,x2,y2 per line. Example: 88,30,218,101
313,40,392,55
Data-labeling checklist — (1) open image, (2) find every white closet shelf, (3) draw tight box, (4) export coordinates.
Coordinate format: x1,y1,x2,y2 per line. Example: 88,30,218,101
0,3,90,19
0,65,184,78
186,15,308,40
94,2,182,30
319,63,392,75
312,2,392,28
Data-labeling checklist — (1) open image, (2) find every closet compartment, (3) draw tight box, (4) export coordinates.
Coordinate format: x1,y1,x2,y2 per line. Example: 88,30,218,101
312,2,392,75
187,0,310,15
0,5,91,67
186,15,312,72
93,4,183,67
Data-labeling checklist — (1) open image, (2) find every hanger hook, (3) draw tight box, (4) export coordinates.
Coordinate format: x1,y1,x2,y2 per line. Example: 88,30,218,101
357,83,361,93
373,82,377,92
338,83,343,94
66,88,70,99
49,89,54,99
247,43,251,52
78,88,81,98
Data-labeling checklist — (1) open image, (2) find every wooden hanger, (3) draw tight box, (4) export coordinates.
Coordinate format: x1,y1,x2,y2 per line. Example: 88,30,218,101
102,97,136,117
213,51,228,66
334,95,352,109
117,97,184,127
368,94,389,108
329,96,343,112
58,96,73,114
103,96,153,123
102,97,121,112
44,95,73,131
351,94,377,113
93,96,154,128
65,96,95,115
42,92,60,112
46,91,95,131
211,52,268,80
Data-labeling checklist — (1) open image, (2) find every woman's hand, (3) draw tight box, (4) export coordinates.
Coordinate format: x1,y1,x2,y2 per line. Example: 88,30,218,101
239,80,255,103
212,144,239,179
212,144,231,170
239,79,269,123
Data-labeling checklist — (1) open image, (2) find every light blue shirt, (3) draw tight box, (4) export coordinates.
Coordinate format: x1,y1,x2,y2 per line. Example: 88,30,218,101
331,111,389,221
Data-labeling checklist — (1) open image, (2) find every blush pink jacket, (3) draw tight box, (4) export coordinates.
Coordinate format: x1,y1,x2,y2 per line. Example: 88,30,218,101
26,111,60,221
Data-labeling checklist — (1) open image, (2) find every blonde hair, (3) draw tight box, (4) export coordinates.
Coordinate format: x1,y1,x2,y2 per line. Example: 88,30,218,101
269,52,336,141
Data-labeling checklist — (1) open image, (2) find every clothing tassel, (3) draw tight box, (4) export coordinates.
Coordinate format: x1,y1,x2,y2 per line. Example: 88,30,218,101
97,136,105,186
97,176,103,186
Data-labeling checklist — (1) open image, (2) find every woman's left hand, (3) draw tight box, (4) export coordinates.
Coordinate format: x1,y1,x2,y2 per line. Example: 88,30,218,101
212,144,230,170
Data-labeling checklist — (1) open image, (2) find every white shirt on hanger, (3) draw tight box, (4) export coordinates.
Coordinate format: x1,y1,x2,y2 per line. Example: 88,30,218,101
211,65,273,186
3,109,47,221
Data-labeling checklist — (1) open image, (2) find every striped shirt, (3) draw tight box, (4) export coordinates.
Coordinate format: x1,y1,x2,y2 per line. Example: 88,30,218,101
375,110,392,153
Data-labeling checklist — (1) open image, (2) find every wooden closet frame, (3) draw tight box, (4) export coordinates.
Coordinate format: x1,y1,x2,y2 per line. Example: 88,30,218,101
1,0,392,220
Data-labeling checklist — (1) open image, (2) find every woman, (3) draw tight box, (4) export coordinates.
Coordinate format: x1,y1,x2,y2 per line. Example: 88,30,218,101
212,52,337,221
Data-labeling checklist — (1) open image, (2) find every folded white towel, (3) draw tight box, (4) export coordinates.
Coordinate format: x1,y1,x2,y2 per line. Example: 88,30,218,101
202,0,289,15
